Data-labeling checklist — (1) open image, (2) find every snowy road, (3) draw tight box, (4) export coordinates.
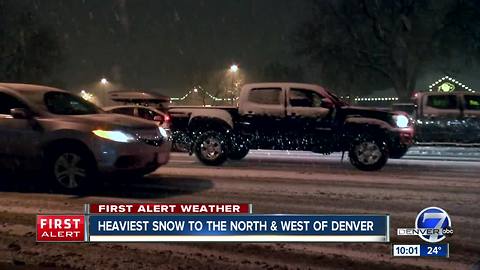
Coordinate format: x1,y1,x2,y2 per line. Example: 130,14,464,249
0,150,479,269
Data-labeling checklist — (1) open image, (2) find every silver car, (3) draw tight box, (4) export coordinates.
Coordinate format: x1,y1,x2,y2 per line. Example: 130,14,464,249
0,83,171,192
103,105,171,129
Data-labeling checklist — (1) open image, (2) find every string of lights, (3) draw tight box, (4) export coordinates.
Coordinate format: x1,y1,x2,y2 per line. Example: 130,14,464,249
428,76,476,93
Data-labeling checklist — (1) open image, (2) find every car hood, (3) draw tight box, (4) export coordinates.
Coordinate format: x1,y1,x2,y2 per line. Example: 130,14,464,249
52,113,157,130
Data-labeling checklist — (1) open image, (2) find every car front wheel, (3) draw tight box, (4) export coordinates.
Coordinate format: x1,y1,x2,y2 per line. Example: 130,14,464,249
349,138,388,171
47,147,96,193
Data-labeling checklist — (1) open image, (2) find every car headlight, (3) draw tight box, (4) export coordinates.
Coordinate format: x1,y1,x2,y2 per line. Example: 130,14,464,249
158,127,169,138
92,130,136,143
393,114,410,128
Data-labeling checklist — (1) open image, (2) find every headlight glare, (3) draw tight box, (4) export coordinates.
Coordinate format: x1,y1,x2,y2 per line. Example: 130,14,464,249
158,127,168,138
93,130,135,143
393,115,410,128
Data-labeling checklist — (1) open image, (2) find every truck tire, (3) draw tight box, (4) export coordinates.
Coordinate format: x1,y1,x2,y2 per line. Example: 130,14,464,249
228,136,249,160
194,131,228,166
46,145,97,193
389,146,409,159
228,147,249,160
349,137,388,171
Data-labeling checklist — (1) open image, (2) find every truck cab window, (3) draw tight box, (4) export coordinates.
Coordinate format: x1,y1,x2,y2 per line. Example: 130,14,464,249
0,93,27,116
465,95,480,110
248,88,281,105
289,88,323,107
426,95,457,109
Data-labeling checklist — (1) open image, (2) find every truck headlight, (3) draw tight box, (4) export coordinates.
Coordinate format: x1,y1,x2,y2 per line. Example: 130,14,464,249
393,115,410,128
93,130,136,143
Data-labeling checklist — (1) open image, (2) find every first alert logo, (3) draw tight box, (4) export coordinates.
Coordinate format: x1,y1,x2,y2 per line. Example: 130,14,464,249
37,215,85,242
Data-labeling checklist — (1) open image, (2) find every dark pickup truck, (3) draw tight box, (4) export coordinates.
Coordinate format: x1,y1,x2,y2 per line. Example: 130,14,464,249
412,91,480,145
170,83,414,171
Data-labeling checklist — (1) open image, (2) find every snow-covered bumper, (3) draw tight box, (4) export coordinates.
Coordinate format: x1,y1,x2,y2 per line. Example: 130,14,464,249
388,127,414,157
90,134,171,175
391,127,415,146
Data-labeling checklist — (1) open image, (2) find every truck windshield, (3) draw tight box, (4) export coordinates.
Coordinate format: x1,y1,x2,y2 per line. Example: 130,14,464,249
325,89,349,106
44,92,101,115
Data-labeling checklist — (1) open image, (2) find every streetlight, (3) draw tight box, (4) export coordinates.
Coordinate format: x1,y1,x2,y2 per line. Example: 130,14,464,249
229,64,238,73
228,65,239,105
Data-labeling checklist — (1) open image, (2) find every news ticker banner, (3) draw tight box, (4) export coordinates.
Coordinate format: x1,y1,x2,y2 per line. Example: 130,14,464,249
36,203,389,243
87,215,389,242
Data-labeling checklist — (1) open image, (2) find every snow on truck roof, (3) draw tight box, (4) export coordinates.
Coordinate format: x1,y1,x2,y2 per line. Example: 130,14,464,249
243,82,325,90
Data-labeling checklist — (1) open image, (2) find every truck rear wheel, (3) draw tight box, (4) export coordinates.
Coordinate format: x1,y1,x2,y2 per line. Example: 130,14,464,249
389,146,409,159
228,136,249,160
228,147,249,160
349,137,388,171
194,131,228,166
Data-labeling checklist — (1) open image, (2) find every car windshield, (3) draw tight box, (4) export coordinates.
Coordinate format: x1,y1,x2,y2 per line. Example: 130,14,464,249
44,91,101,115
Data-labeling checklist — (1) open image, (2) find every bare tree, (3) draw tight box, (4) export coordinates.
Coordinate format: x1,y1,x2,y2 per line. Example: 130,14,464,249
297,0,480,101
0,0,63,84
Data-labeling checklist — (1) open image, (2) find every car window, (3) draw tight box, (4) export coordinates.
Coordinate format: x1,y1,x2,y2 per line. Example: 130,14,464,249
248,88,282,105
138,108,159,120
465,95,480,110
44,92,100,115
426,95,457,109
111,107,135,116
0,92,27,116
289,88,324,107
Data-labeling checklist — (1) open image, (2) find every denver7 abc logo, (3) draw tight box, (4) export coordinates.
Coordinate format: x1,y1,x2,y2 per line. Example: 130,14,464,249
398,207,453,243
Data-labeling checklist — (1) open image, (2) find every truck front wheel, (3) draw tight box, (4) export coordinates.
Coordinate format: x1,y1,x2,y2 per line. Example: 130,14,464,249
349,138,388,171
194,131,228,166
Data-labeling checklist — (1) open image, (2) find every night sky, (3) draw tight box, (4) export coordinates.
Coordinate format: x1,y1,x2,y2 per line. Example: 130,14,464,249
29,0,311,96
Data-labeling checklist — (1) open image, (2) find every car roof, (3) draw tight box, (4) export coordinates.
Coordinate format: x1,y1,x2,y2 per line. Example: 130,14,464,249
0,83,65,94
104,105,165,113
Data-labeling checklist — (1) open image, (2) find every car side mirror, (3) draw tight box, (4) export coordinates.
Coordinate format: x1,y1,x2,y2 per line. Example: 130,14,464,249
10,108,32,119
153,115,163,122
321,98,335,109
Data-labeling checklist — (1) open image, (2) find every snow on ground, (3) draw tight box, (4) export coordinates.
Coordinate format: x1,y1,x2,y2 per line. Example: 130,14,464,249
0,150,478,269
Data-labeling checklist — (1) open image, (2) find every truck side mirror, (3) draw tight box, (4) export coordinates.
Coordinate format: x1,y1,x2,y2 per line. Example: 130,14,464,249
10,108,32,119
321,98,335,109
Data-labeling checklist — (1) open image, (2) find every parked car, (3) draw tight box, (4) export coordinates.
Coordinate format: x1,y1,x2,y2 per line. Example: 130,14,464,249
169,82,414,170
104,105,171,129
413,91,480,144
0,83,171,192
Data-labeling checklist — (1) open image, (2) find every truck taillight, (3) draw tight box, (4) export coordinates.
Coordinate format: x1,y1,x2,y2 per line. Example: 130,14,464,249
164,114,170,122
